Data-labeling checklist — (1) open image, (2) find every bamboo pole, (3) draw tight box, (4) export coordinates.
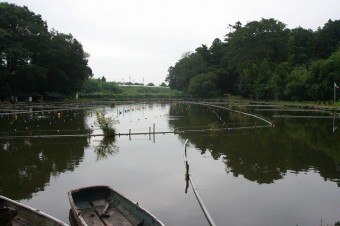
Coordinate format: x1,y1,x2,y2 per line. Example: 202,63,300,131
182,139,217,226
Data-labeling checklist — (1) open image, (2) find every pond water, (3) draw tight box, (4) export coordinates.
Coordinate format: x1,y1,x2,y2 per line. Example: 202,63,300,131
0,102,340,226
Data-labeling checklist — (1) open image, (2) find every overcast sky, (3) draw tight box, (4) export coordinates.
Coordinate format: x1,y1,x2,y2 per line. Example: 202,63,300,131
4,0,340,85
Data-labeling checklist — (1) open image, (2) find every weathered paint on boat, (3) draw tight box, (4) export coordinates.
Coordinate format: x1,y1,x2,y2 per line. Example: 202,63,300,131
68,185,165,226
0,195,69,226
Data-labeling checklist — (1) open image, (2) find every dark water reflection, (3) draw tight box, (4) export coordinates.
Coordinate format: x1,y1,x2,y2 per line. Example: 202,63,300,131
93,136,119,160
0,138,87,199
0,109,89,200
169,103,340,184
0,102,339,226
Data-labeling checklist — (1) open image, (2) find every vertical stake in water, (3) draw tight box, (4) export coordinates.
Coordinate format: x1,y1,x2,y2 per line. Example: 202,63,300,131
334,82,336,107
334,81,338,108
149,127,151,140
153,123,155,143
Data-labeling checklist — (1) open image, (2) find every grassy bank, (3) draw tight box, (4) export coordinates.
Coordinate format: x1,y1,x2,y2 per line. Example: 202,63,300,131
79,85,183,100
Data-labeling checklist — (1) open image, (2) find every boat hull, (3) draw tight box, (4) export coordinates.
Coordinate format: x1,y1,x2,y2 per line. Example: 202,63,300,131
0,195,69,226
68,185,165,226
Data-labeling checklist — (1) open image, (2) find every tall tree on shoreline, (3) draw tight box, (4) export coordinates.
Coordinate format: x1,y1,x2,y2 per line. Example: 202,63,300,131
0,3,92,97
166,18,340,101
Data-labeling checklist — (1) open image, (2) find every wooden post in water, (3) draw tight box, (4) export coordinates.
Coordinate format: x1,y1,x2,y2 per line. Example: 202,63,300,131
153,123,155,143
184,139,189,194
149,127,151,140
334,82,337,107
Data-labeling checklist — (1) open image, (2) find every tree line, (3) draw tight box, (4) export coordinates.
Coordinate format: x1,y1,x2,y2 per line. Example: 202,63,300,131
0,3,92,98
166,18,340,101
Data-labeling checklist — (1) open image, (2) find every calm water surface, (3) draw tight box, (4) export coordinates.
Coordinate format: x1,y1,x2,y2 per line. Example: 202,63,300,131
0,102,340,226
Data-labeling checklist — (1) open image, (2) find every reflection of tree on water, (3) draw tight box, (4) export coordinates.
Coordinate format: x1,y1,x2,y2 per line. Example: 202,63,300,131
169,103,258,131
0,138,88,200
94,136,119,160
0,109,90,200
333,113,338,133
169,103,340,185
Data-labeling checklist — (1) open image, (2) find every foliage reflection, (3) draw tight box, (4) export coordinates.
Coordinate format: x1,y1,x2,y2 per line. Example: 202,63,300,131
94,136,119,160
169,103,340,185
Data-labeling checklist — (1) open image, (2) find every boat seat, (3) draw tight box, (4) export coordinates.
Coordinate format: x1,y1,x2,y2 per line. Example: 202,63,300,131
12,216,33,226
78,209,106,226
92,199,134,226
102,208,134,226
75,201,92,210
77,202,106,226
77,199,135,226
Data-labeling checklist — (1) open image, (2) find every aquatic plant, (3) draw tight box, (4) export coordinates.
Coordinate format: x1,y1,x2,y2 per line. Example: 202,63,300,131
208,122,219,135
96,110,119,137
110,102,116,108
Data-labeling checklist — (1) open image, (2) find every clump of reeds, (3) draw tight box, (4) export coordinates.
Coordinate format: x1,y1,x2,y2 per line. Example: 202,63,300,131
208,122,219,136
110,102,115,108
96,110,119,137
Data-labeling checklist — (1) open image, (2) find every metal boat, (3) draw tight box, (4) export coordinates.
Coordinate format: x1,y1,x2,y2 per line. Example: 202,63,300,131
0,195,69,226
68,185,165,226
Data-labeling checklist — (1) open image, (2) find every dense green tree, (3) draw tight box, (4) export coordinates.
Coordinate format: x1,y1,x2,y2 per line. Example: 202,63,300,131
214,67,238,94
289,27,315,66
0,3,92,98
314,20,340,59
159,82,167,87
188,72,219,98
270,62,290,100
41,31,92,94
208,38,226,69
226,18,290,98
166,52,207,92
226,18,290,71
308,50,340,100
195,45,210,64
254,59,273,99
166,17,340,101
0,3,49,96
284,66,309,101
